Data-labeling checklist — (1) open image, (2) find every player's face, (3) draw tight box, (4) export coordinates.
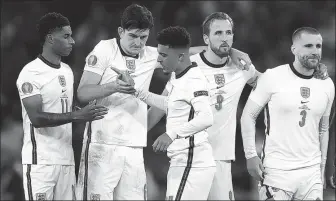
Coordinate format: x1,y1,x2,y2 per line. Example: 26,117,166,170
50,26,75,56
119,28,150,56
157,44,179,74
294,33,322,70
204,19,234,58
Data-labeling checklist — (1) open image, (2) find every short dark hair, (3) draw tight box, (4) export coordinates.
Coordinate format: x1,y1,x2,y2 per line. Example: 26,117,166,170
121,4,154,30
37,12,70,44
157,26,191,48
292,27,321,43
202,12,234,36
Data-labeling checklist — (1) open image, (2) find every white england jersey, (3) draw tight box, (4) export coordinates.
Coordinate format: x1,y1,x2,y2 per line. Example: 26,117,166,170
16,55,74,165
83,38,158,147
190,51,256,160
166,62,215,167
249,63,335,170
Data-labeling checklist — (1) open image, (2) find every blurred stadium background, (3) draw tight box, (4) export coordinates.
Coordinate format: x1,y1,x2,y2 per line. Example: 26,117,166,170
1,0,335,200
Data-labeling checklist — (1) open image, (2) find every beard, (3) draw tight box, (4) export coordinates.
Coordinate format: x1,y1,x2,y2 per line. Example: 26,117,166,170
299,54,321,70
210,42,230,58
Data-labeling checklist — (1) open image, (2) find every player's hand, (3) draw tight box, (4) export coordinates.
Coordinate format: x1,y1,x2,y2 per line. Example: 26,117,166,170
328,173,336,189
313,63,329,80
111,79,136,94
152,133,173,152
230,48,252,71
73,100,108,122
246,156,266,181
111,67,135,86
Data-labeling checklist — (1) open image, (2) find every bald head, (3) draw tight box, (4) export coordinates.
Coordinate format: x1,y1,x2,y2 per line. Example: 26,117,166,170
292,27,321,44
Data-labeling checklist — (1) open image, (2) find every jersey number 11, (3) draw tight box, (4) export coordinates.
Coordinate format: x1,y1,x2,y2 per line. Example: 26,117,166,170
61,98,69,113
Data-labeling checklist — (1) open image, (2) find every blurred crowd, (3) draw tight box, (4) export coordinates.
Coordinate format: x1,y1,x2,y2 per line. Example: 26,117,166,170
1,1,335,200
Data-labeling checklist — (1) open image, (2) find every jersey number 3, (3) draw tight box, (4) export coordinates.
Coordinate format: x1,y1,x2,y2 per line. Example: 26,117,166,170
299,110,307,127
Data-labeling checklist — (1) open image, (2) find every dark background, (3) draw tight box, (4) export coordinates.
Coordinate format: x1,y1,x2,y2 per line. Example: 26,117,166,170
1,0,335,200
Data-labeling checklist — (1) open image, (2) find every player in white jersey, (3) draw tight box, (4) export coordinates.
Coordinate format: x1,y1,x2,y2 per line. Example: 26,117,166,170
133,26,215,200
16,13,108,200
75,5,156,200
241,27,335,200
146,12,259,200
75,4,252,200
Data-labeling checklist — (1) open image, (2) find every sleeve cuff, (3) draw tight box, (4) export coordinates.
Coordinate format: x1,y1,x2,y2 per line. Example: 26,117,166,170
166,131,177,141
83,66,105,76
245,152,258,160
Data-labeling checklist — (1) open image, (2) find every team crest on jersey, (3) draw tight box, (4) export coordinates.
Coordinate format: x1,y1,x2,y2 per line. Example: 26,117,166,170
21,82,33,94
88,55,97,66
126,60,136,71
90,193,100,201
300,87,310,99
58,75,66,87
36,193,46,200
214,74,225,86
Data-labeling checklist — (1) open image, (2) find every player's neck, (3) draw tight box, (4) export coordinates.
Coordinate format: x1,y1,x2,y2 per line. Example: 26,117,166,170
293,60,314,76
175,59,192,76
41,47,61,66
204,48,228,65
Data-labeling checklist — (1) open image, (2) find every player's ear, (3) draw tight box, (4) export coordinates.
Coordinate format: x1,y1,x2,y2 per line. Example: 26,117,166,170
291,44,296,55
46,34,53,44
203,34,209,45
178,53,185,62
118,27,124,38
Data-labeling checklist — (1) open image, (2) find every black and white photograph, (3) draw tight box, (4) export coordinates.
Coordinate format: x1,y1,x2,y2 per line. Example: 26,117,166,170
1,0,335,200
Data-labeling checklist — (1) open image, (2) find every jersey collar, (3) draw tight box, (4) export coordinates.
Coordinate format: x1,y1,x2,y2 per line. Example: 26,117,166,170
38,54,61,69
200,50,229,68
176,62,198,79
289,63,314,79
117,39,139,59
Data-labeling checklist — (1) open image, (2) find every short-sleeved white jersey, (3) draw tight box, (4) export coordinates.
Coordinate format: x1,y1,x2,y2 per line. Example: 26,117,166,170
166,62,215,167
16,55,74,165
249,63,335,170
190,51,256,160
83,38,158,147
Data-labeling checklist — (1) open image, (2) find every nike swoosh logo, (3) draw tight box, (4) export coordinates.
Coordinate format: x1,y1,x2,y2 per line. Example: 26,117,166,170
62,89,67,93
301,101,309,104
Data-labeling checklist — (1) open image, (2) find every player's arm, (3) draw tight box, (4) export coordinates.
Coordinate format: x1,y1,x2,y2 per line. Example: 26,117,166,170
147,89,168,132
76,44,135,104
320,82,335,186
319,115,330,187
166,90,213,140
77,71,135,104
241,70,273,181
22,96,107,128
241,99,265,159
135,89,168,111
